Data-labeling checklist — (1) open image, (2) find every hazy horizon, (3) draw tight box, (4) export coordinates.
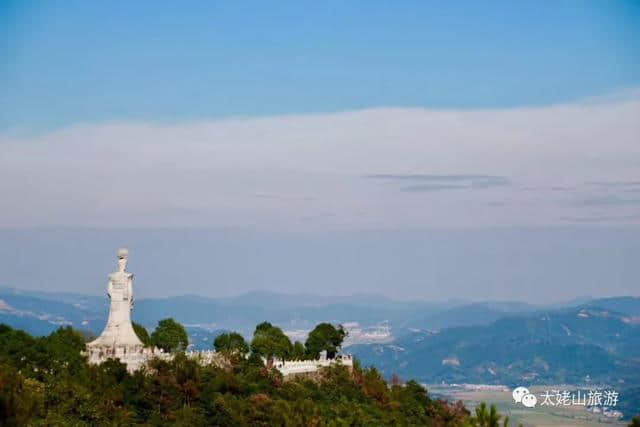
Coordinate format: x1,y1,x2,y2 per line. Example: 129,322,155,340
2,227,638,304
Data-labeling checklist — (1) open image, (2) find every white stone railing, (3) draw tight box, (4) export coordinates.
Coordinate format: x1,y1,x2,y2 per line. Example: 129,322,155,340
87,346,352,376
186,350,224,365
273,354,353,376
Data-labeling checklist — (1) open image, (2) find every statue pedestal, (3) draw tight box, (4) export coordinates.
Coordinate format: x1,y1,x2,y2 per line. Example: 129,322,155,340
86,344,169,372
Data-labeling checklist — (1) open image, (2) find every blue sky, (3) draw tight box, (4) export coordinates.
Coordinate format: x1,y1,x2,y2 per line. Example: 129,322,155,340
1,2,640,300
2,1,639,131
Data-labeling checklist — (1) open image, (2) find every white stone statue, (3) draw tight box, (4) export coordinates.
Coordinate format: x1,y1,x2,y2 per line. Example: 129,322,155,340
88,248,143,348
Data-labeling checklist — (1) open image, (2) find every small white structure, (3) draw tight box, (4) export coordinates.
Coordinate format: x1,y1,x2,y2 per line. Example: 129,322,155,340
274,354,353,376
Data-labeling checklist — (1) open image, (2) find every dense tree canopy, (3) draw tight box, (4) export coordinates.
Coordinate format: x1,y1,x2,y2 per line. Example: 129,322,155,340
132,322,152,346
150,318,189,352
250,322,292,364
213,332,249,356
305,322,347,359
0,323,477,426
291,341,307,360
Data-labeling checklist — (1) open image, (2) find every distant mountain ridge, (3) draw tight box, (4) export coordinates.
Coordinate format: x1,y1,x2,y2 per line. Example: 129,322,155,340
0,287,457,336
584,296,640,316
350,304,640,386
1,286,638,359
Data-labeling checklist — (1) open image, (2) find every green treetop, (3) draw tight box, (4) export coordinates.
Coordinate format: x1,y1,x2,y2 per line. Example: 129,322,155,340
150,318,189,352
213,332,249,356
132,322,152,346
250,321,292,365
305,322,347,359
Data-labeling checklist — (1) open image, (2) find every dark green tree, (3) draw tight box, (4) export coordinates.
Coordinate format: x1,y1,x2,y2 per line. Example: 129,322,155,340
291,341,306,360
213,332,249,356
629,416,640,427
0,364,45,425
150,318,189,352
305,323,347,359
132,322,152,346
42,326,87,376
250,322,292,366
471,403,502,427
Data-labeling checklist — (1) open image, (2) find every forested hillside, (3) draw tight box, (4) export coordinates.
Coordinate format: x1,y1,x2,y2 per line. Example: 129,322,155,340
0,323,476,426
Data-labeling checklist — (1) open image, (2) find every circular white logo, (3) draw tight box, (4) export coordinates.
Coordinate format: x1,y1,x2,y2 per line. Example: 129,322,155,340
512,386,529,403
521,393,537,408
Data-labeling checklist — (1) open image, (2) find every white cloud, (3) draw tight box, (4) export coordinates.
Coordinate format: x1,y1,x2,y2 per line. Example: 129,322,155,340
1,91,639,229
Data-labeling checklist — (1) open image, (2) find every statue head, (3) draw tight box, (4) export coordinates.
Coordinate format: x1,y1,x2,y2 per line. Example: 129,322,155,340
117,248,128,272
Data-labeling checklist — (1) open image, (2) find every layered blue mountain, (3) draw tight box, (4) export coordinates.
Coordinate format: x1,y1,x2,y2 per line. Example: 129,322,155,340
351,306,640,385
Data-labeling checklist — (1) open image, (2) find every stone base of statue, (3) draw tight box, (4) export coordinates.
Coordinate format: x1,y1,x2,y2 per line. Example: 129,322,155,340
85,344,169,372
